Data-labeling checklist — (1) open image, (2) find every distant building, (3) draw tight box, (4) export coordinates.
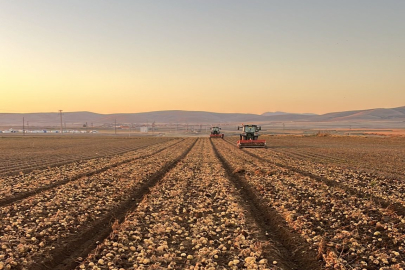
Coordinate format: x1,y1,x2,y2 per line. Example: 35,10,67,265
140,126,148,133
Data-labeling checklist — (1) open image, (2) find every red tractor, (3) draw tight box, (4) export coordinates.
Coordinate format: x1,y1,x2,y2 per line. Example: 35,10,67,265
210,126,224,139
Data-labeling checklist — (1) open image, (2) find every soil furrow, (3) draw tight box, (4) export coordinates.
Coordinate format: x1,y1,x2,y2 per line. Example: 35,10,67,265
75,138,289,269
218,138,405,269
0,139,171,177
245,147,405,217
224,137,405,217
0,139,184,207
29,138,197,270
210,138,322,270
270,147,405,180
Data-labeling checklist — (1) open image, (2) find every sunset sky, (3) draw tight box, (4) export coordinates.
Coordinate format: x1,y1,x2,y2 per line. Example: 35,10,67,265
1,1,404,115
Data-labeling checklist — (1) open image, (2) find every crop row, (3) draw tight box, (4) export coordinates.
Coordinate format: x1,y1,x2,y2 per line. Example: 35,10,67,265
75,138,284,270
0,139,181,202
0,138,194,269
213,139,405,269
260,135,405,178
0,137,172,176
225,136,405,214
254,147,405,210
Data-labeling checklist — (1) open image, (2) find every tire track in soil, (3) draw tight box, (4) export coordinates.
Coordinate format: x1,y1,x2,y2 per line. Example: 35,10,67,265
29,138,197,270
224,139,405,217
210,139,322,270
0,139,184,208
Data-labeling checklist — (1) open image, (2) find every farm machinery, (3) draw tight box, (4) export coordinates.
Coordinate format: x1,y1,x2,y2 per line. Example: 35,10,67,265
210,126,224,138
237,124,266,148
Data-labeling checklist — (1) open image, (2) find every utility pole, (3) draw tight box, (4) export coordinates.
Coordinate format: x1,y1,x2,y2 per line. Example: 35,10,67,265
23,117,25,135
114,119,117,135
59,110,63,134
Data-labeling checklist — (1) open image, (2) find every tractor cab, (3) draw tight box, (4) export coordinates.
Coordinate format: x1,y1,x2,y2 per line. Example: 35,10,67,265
239,125,261,140
211,127,221,134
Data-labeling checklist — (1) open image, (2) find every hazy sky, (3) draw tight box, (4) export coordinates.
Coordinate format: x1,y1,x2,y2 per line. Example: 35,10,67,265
1,1,404,114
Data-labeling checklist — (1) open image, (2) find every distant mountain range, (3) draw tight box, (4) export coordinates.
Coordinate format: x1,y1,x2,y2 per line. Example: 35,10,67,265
261,111,317,116
0,106,404,127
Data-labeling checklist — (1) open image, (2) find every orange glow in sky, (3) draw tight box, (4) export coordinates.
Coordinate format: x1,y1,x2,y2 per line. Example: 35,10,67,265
1,1,404,115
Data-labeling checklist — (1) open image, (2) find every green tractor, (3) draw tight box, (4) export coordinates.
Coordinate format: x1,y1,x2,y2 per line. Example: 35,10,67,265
210,126,224,138
237,124,266,148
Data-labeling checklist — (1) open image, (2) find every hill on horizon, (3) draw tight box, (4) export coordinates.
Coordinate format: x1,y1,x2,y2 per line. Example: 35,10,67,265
0,106,404,127
261,111,318,116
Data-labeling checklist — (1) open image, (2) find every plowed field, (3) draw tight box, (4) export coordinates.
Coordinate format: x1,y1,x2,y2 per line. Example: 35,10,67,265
1,135,404,270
